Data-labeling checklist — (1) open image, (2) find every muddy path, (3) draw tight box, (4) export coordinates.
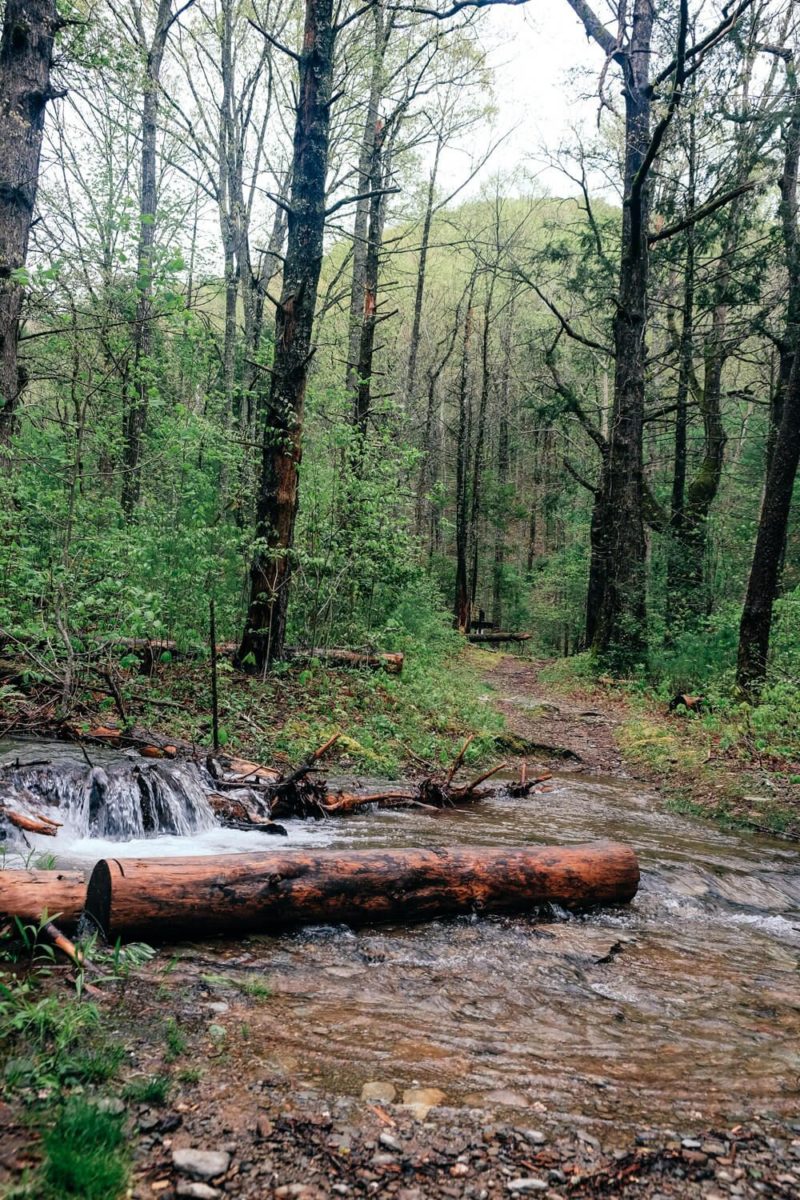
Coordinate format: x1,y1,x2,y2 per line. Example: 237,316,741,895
483,655,626,775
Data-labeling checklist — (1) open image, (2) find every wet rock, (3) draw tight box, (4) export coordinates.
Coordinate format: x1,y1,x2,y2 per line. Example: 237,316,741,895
176,1184,221,1200
172,1148,231,1180
402,1087,446,1107
361,1081,397,1103
255,1114,273,1139
484,1089,530,1107
507,1179,548,1193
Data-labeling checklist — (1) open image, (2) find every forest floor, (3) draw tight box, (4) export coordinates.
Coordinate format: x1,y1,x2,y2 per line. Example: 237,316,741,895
2,647,800,1198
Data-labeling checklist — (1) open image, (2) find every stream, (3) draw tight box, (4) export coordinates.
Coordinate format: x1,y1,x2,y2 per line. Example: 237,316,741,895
1,739,799,1141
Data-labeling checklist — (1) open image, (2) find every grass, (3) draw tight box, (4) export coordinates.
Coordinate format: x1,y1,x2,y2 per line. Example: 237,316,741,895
64,632,506,779
0,925,154,1198
164,1016,187,1060
539,653,800,840
41,1100,128,1200
200,970,272,1002
178,1066,203,1084
123,1073,171,1105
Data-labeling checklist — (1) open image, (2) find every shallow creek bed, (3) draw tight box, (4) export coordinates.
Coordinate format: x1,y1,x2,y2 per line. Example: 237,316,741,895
1,739,799,1197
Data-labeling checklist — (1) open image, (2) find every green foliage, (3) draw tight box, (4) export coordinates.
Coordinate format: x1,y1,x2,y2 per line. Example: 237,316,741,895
123,1073,171,1106
164,1016,187,1060
41,1100,128,1200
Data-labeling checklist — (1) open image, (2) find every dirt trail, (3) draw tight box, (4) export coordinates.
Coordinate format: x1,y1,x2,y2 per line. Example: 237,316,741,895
485,656,625,775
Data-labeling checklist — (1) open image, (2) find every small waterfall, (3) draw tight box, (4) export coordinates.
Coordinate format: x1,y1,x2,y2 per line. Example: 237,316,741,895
0,747,217,842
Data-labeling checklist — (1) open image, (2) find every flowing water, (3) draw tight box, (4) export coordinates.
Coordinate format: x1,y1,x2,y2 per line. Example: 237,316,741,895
1,739,799,1139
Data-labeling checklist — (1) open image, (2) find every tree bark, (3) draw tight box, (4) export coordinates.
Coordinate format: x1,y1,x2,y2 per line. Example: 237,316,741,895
85,842,640,939
469,276,496,608
453,289,475,631
737,50,800,692
122,0,184,517
353,122,389,448
239,0,336,671
406,135,442,403
0,0,59,440
492,312,513,627
590,0,655,667
346,2,388,405
0,869,86,931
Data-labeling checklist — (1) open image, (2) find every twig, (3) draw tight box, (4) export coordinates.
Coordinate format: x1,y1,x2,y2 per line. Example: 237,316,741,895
456,762,507,794
446,735,474,786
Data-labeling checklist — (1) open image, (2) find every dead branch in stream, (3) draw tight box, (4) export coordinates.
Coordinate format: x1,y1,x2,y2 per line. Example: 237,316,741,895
1,728,552,850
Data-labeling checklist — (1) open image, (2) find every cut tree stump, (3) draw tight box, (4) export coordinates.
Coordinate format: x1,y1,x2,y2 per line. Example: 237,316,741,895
85,842,639,940
0,869,87,930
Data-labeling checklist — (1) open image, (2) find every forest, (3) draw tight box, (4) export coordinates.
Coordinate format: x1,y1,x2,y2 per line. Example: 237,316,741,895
1,2,800,1198
0,0,798,708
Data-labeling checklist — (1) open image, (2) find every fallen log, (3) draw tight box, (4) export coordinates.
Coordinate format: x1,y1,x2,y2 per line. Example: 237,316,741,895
0,869,87,930
84,842,640,940
282,648,404,674
468,632,532,644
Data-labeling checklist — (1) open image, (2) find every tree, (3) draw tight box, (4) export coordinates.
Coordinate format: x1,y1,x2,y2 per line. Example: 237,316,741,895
737,33,800,692
0,0,60,440
118,0,196,517
238,0,339,670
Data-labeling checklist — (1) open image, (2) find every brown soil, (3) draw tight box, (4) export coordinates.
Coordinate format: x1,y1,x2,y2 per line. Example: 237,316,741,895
484,656,627,775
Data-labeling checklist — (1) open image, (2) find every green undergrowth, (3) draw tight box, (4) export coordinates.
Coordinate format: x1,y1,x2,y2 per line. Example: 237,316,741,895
539,653,800,839
69,629,505,778
0,919,167,1199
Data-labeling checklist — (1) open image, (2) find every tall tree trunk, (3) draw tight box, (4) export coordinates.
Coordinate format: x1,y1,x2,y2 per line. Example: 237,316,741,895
469,277,495,607
415,299,461,540
584,476,608,648
453,291,475,632
345,2,387,402
406,136,441,403
492,310,513,627
122,0,179,518
0,0,59,440
243,193,288,431
239,0,335,671
591,0,655,667
217,0,244,425
353,125,388,446
665,103,696,640
737,50,800,693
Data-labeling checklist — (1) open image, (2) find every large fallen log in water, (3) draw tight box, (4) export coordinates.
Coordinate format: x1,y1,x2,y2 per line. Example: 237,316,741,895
0,869,86,930
85,842,639,940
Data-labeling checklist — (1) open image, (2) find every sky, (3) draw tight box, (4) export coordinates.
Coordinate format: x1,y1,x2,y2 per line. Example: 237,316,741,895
436,2,610,198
